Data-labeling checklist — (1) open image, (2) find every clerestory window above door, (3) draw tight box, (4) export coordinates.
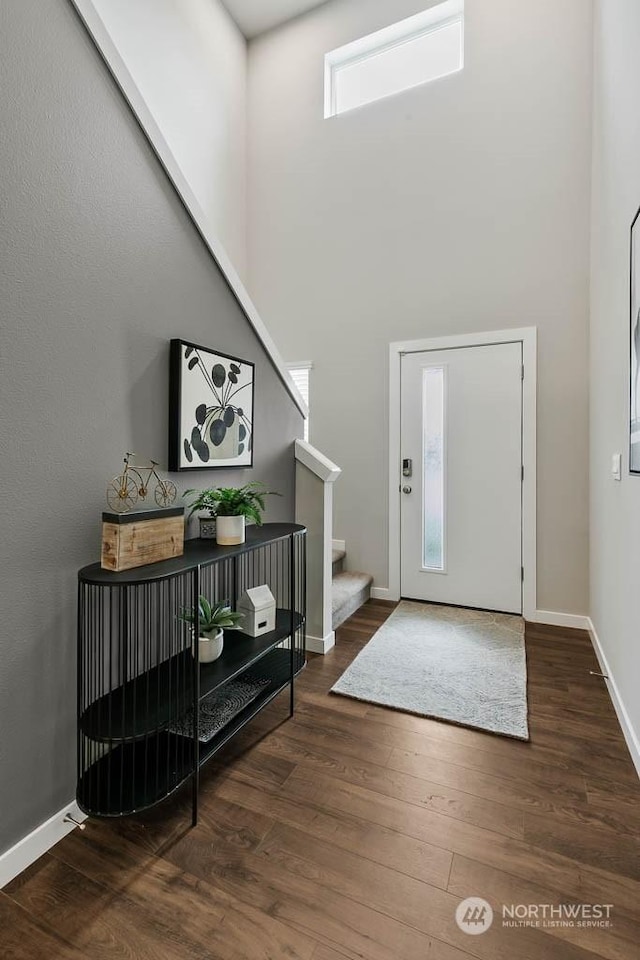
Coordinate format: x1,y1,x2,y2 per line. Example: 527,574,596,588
324,0,464,118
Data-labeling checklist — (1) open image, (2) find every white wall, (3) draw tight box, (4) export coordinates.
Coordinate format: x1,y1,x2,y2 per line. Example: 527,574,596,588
590,1,640,761
92,0,248,276
247,0,593,616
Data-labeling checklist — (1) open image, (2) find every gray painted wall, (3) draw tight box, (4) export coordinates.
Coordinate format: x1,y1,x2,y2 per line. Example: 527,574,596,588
0,0,302,855
590,0,640,762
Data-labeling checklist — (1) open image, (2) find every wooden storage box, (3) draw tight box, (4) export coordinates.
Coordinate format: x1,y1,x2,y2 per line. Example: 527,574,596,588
101,507,185,572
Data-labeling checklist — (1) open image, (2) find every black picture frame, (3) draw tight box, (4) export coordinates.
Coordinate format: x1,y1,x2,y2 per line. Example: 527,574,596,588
169,339,255,471
630,206,640,474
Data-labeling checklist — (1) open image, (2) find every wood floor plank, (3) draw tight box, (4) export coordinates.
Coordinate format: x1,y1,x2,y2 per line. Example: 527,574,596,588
280,765,640,921
213,771,454,887
5,855,215,960
528,735,635,783
312,947,359,960
228,722,526,839
528,696,621,726
207,744,296,787
158,821,468,960
310,939,471,960
299,688,372,718
523,810,640,881
109,783,274,856
273,713,397,766
385,747,639,836
524,623,592,643
290,697,594,795
585,775,640,812
253,819,607,960
525,639,594,659
51,825,318,960
534,712,635,752
358,700,638,785
526,676,571,693
0,893,90,960
385,745,586,808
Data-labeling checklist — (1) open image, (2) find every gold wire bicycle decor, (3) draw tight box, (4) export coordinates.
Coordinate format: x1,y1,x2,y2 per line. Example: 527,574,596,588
106,452,178,513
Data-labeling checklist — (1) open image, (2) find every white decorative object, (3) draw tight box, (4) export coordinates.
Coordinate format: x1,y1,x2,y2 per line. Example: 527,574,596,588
198,628,224,663
238,585,276,637
216,515,245,545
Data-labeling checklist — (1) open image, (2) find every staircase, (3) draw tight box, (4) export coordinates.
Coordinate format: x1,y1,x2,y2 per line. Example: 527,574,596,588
332,544,374,630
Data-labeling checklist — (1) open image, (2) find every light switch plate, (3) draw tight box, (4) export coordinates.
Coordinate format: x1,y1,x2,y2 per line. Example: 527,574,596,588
612,453,622,481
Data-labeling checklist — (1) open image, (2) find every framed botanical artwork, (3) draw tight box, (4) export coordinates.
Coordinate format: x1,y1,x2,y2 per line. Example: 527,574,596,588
169,339,254,471
631,207,640,473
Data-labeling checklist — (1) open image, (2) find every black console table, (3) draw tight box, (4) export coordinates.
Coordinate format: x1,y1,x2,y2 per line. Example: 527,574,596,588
76,523,306,824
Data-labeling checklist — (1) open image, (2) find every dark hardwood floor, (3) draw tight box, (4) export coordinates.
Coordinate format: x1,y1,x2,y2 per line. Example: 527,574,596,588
3,600,640,959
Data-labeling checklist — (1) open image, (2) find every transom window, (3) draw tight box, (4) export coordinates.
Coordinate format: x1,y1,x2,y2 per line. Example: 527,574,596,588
324,1,464,119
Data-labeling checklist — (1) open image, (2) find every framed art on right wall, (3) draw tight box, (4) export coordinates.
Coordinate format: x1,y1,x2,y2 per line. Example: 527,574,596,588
630,206,640,473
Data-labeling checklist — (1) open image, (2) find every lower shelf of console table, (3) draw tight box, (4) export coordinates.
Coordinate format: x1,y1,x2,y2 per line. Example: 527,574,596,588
78,647,304,817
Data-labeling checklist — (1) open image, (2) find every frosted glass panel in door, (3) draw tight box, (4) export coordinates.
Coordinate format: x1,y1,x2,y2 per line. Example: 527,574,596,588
422,367,445,570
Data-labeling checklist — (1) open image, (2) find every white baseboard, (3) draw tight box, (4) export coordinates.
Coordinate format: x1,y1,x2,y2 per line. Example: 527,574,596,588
332,539,346,553
368,598,588,624
371,586,398,601
0,800,87,888
307,631,336,655
531,609,591,631
587,618,640,780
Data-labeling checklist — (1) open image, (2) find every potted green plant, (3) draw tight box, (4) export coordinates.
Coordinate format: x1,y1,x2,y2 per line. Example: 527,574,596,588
185,481,280,545
178,596,243,663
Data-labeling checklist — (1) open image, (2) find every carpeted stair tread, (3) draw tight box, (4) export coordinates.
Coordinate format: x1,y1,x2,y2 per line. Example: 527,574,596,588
332,548,346,574
332,571,373,630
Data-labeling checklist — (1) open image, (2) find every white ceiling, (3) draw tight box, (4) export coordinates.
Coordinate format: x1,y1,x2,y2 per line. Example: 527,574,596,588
221,0,330,38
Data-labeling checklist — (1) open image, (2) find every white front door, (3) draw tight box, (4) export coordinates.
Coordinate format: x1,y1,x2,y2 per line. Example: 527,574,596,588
400,342,523,614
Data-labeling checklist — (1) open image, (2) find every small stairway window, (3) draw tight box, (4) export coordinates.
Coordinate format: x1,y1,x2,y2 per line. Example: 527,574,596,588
324,0,464,118
287,363,312,442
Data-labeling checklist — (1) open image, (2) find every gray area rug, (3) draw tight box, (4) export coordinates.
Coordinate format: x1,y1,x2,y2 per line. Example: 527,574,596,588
331,601,529,740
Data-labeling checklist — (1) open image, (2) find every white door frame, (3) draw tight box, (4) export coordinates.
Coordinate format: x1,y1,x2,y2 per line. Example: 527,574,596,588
388,327,537,621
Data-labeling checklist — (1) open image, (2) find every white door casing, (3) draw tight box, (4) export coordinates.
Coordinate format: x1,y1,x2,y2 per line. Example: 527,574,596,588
388,328,537,619
400,342,523,614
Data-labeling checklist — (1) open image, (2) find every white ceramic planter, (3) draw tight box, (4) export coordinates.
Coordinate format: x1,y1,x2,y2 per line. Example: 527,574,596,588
216,515,245,545
197,628,224,663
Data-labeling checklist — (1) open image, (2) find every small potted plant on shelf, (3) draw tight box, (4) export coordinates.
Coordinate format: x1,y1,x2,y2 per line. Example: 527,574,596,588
185,481,280,545
178,595,243,663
